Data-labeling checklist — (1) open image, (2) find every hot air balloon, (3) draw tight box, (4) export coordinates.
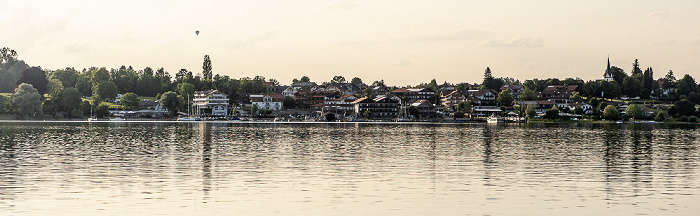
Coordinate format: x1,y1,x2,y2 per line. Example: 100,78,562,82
195,30,199,35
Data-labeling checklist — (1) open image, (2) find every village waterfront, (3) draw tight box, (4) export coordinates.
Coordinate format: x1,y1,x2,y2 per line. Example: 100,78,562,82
0,121,698,215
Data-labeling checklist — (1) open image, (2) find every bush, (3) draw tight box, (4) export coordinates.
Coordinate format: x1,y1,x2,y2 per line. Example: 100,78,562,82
654,112,665,122
603,105,619,120
95,103,110,118
54,113,64,119
689,116,698,123
678,115,688,122
71,109,84,119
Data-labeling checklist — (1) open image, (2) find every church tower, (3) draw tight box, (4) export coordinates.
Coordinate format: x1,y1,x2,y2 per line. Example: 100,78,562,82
603,56,614,81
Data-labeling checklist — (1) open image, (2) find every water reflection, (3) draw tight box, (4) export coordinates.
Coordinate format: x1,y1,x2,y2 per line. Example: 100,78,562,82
0,122,697,215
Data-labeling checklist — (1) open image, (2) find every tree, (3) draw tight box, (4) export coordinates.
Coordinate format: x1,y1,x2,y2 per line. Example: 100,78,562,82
677,74,697,96
362,87,374,98
11,83,42,118
202,55,212,80
621,76,641,98
0,94,10,113
521,88,537,101
663,70,677,89
456,101,471,113
49,67,79,88
90,67,110,84
268,78,279,86
599,101,608,111
283,96,295,109
351,77,363,85
525,104,536,120
574,106,584,115
94,80,118,100
176,83,195,100
641,67,654,99
674,99,696,116
15,67,48,96
120,92,140,110
571,91,583,102
160,91,181,116
61,88,82,117
300,76,311,83
46,78,64,100
481,67,503,90
95,103,110,118
496,88,513,106
625,104,642,118
331,76,346,83
603,105,619,120
0,47,18,64
654,112,666,122
667,105,678,117
631,59,643,77
545,106,559,119
609,66,627,86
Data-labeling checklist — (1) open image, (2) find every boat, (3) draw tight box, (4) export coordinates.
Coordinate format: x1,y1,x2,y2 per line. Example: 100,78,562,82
88,117,98,121
177,117,196,121
487,116,504,124
110,117,126,121
228,116,242,122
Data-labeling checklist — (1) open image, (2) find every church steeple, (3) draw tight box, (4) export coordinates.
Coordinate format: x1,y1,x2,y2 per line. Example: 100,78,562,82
603,56,614,81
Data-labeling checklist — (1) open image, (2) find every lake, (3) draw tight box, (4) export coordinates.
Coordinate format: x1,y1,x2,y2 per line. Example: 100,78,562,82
0,122,698,215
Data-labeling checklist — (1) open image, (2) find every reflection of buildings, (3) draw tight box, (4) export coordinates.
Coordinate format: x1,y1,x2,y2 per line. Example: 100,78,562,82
194,90,230,117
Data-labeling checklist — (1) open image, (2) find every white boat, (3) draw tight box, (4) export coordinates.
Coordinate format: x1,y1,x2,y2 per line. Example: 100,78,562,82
487,116,504,124
110,117,126,121
177,117,196,121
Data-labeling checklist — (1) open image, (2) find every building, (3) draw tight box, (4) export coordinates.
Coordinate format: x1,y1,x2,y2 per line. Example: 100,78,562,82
467,89,498,105
410,99,436,118
295,91,341,107
602,57,614,82
193,90,229,116
537,85,578,104
499,84,524,99
352,96,400,118
390,88,436,104
250,94,285,111
441,90,466,109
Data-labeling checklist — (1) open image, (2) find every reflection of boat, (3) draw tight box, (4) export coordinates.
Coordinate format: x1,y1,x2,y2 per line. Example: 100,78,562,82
110,117,126,121
487,116,503,124
177,117,196,121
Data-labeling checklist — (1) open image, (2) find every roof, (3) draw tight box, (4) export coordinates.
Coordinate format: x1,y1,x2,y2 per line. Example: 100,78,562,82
500,85,524,91
468,89,497,97
391,88,434,93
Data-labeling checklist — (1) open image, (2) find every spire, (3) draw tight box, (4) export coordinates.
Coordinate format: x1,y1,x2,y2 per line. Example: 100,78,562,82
605,56,612,77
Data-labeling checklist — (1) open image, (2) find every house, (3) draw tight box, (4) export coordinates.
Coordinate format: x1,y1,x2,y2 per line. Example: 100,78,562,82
537,85,578,104
467,89,498,105
500,84,524,99
519,100,556,114
568,102,593,115
193,89,230,116
324,94,359,112
325,83,361,95
138,100,164,111
410,99,436,118
295,91,341,107
391,88,436,104
250,94,285,111
371,86,389,96
352,96,399,118
441,90,466,109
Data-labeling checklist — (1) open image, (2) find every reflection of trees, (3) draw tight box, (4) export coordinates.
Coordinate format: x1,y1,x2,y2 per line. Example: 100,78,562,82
200,123,212,197
482,125,495,187
602,124,625,201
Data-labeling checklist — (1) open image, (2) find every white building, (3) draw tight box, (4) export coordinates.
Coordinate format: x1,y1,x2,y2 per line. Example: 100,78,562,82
250,94,284,111
193,90,229,116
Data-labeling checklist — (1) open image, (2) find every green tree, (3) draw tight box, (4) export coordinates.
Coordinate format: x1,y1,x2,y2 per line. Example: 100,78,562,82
625,104,642,118
663,70,677,89
202,55,212,80
362,87,374,98
496,88,514,106
94,80,118,100
521,88,537,101
481,67,503,90
571,91,583,102
631,59,643,77
574,106,584,115
120,92,140,110
677,74,697,96
15,67,48,96
0,94,10,113
609,66,627,86
46,78,64,100
61,88,82,117
283,96,295,109
300,76,311,83
667,105,678,117
11,83,42,118
95,103,110,118
160,91,181,116
176,83,196,100
599,101,608,111
456,101,471,113
545,106,559,119
525,104,536,120
641,67,654,99
331,76,346,83
267,78,279,86
674,99,696,116
603,105,619,120
654,112,666,122
351,77,363,85
90,67,110,84
621,76,641,98
49,67,79,88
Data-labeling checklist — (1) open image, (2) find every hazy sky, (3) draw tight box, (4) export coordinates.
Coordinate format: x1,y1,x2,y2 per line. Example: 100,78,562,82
2,0,699,85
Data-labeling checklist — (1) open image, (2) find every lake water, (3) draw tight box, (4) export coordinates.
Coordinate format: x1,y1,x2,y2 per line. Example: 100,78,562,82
0,122,698,215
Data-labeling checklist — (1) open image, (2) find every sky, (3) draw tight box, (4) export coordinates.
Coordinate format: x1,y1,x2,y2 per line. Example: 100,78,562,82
2,0,699,86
